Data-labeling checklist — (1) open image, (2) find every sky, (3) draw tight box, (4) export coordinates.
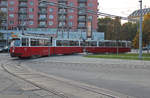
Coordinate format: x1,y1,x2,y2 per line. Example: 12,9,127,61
98,0,150,17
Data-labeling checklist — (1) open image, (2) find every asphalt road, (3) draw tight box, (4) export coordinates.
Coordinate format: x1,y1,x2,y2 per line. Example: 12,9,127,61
8,54,150,98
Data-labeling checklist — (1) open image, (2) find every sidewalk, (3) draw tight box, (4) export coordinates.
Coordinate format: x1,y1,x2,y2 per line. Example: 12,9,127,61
1,61,136,98
0,64,61,98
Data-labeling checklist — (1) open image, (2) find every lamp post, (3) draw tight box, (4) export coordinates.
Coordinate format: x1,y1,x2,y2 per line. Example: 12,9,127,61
139,0,143,59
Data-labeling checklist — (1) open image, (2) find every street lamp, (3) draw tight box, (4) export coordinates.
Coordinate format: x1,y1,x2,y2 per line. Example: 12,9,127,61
139,0,143,59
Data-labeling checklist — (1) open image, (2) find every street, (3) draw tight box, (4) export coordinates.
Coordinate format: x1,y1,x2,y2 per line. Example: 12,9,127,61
1,53,150,98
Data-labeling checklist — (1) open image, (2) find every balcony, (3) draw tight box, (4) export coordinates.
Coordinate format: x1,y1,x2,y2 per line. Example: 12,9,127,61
38,18,47,21
18,11,27,14
38,25,47,28
58,11,67,15
38,11,47,14
19,4,27,7
78,0,87,3
19,0,27,2
78,23,86,28
58,0,67,2
39,5,47,8
78,18,86,22
58,18,66,21
18,17,27,20
78,11,87,15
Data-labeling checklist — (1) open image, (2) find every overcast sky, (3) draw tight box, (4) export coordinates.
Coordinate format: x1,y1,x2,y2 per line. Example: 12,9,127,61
98,0,150,17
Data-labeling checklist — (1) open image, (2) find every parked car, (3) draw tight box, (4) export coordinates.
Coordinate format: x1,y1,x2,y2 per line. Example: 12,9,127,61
143,46,150,50
0,46,9,53
0,47,3,52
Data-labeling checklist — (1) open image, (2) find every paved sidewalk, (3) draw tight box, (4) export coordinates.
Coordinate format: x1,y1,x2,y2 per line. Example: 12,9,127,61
0,64,62,98
2,61,136,98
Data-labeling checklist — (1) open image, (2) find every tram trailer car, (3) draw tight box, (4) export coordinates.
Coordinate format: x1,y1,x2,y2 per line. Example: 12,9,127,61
10,36,131,58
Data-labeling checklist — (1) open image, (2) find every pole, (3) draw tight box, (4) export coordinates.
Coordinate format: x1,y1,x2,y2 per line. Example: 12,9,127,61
139,0,143,59
6,1,9,53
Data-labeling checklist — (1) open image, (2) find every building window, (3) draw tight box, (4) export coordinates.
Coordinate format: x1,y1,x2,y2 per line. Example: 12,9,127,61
9,8,14,12
9,14,14,18
29,1,34,6
9,21,14,25
68,22,73,27
49,21,53,26
88,3,93,7
59,22,65,26
69,16,74,19
29,8,34,12
29,21,34,25
49,8,53,12
68,9,74,13
78,22,85,27
40,21,46,26
79,3,86,8
69,2,74,6
1,1,7,6
39,15,46,19
1,8,7,12
9,1,15,5
88,16,93,20
49,15,54,19
29,15,34,19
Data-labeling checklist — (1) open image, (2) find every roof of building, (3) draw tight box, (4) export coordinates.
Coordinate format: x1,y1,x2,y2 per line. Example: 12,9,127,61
129,8,150,18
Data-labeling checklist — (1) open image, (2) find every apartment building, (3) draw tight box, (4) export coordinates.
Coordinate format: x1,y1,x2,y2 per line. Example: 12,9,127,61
0,0,98,31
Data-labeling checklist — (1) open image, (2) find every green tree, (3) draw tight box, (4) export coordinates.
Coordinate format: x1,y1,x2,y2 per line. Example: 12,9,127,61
113,17,121,40
97,17,113,40
97,17,122,40
121,22,137,41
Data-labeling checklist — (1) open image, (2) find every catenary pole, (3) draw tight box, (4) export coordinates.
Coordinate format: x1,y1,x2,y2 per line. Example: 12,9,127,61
139,0,143,59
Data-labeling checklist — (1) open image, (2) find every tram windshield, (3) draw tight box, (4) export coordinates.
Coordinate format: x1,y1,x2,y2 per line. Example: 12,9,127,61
10,38,21,47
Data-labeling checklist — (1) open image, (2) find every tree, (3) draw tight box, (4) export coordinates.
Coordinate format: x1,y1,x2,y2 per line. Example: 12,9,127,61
133,13,150,49
97,17,113,40
97,17,122,40
143,13,150,47
121,22,137,41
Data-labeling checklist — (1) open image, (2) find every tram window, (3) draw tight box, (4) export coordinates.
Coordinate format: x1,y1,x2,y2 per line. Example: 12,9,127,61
69,41,74,46
39,39,45,46
22,38,29,46
99,42,105,46
11,39,21,47
80,41,84,46
117,42,122,47
111,42,116,47
105,42,111,47
75,41,79,46
122,42,126,47
56,40,62,46
63,40,69,46
91,41,97,46
31,38,39,46
127,42,131,47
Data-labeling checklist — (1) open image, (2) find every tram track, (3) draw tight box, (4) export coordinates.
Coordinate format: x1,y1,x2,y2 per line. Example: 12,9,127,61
1,61,68,98
1,59,135,98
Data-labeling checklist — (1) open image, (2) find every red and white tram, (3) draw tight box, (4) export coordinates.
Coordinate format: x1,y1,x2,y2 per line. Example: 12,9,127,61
10,36,131,58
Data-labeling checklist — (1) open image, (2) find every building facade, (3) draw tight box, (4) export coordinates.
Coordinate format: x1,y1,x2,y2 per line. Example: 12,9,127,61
0,0,98,31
